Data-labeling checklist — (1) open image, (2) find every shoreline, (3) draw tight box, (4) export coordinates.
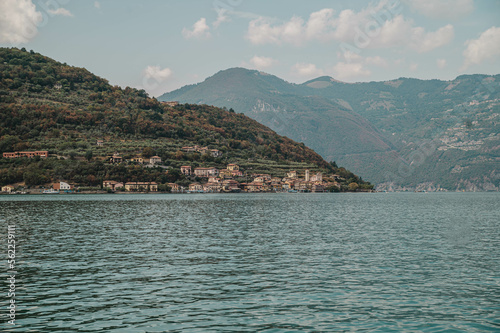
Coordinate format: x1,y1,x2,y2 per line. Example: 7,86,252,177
2,190,497,196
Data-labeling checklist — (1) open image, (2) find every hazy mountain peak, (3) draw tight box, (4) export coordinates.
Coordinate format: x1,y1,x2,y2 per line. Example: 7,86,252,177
302,76,347,89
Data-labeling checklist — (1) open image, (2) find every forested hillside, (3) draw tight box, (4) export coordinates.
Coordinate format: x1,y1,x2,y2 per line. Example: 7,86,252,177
0,48,371,190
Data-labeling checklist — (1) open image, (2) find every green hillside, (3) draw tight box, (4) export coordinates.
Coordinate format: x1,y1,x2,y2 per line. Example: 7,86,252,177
161,68,500,191
0,48,371,190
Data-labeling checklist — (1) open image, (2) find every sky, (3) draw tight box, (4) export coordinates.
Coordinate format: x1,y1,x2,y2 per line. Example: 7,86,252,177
1,0,499,96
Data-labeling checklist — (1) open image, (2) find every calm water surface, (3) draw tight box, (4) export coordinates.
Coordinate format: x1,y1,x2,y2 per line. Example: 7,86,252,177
0,193,499,332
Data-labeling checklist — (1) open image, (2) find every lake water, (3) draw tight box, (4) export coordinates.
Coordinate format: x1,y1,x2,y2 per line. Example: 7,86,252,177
0,193,499,332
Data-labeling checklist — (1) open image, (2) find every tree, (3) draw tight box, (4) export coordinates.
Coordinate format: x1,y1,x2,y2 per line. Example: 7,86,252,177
326,184,340,192
49,129,60,138
348,182,359,191
23,170,48,186
142,147,154,158
158,184,171,192
85,150,93,161
164,169,182,183
465,119,473,129
0,135,20,154
175,151,184,160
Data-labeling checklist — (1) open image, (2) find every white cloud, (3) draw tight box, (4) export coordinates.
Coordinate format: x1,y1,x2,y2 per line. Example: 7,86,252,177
47,8,73,17
142,66,174,97
246,2,453,53
182,18,211,39
94,1,101,9
437,59,447,69
332,62,371,81
248,56,277,70
406,0,474,19
0,0,42,44
305,8,335,41
291,63,325,79
365,56,388,67
143,66,173,81
213,9,229,28
462,26,500,70
247,16,305,45
356,15,454,52
247,2,399,45
409,63,418,71
410,24,454,53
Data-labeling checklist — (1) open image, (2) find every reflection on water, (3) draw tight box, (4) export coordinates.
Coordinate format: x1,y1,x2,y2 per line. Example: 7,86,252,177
0,193,499,332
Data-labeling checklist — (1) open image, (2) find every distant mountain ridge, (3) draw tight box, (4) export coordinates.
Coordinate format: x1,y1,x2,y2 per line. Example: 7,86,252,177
163,68,394,159
160,68,500,191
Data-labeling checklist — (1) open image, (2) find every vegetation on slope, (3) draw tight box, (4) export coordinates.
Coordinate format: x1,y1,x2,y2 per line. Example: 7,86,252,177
0,48,372,190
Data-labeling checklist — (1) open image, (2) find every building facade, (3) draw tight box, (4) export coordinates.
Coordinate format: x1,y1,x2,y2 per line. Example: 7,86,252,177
3,151,48,159
180,166,192,175
194,167,219,177
124,182,158,192
149,156,162,165
210,149,223,157
103,180,124,191
53,182,74,191
1,185,14,192
227,164,239,171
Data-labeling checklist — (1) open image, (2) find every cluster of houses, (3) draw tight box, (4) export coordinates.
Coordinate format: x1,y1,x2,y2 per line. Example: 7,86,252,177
3,151,48,159
101,163,338,193
108,153,163,165
180,163,242,177
175,165,338,193
181,145,223,157
1,181,74,194
161,101,179,107
107,146,222,167
102,181,159,192
241,169,330,193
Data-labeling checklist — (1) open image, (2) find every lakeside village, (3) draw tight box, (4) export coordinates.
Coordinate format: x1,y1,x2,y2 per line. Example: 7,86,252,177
0,147,354,194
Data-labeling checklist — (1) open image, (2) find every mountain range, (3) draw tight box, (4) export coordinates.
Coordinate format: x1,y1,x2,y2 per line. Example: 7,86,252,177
160,68,500,191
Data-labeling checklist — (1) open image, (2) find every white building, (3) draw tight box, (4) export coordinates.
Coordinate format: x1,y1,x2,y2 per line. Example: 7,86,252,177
150,156,162,165
53,182,74,191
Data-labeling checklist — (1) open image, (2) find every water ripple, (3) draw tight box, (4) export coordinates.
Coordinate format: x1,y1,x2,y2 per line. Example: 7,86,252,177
0,193,498,332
